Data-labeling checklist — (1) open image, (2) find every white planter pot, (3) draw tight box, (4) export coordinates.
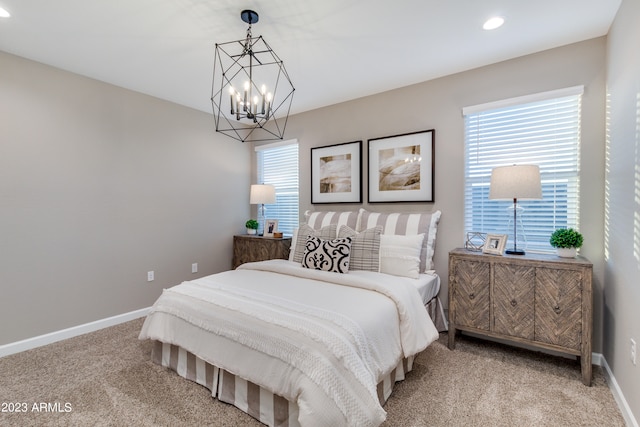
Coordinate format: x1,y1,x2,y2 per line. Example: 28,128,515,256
557,247,577,258
246,228,257,235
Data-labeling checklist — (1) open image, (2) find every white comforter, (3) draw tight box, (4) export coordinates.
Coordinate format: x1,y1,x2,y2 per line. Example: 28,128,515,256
139,259,439,427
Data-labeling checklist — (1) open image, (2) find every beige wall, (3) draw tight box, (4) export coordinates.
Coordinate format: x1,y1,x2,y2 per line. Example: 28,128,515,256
605,0,640,421
0,51,251,345
283,37,607,351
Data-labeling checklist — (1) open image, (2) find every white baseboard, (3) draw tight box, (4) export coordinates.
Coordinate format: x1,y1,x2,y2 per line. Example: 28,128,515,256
0,307,150,358
600,354,639,427
592,352,604,366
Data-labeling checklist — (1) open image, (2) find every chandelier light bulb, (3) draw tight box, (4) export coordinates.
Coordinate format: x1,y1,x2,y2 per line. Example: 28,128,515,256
229,86,236,114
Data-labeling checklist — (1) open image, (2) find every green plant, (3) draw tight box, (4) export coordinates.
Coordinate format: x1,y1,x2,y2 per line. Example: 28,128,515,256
549,228,584,248
245,219,259,230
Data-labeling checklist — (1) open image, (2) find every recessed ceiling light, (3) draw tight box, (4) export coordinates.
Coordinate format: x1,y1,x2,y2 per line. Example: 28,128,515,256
483,16,504,30
0,7,10,18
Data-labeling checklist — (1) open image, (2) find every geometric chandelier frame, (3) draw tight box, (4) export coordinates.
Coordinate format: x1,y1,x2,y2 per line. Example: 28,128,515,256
211,10,295,143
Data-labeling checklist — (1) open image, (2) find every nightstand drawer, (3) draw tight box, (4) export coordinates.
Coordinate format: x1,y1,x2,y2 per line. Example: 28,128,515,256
232,235,292,269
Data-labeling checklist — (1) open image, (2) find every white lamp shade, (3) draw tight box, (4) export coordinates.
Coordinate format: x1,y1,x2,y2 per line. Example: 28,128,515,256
250,184,276,204
489,165,542,200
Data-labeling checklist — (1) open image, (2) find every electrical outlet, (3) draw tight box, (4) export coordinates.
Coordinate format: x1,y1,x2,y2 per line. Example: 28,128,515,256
631,339,637,366
191,263,198,273
147,271,154,282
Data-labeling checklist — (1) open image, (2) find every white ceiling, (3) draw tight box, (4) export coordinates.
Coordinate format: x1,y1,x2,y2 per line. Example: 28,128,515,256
0,0,621,116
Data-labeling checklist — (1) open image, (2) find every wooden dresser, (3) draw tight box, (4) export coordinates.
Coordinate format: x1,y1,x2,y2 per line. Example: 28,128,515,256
232,235,292,269
448,248,593,385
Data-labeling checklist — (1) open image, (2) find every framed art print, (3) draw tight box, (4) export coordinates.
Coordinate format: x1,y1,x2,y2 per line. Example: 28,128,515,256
368,129,434,203
311,140,362,204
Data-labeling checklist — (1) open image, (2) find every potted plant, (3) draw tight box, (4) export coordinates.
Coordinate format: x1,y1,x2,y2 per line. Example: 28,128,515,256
549,228,583,258
245,219,259,235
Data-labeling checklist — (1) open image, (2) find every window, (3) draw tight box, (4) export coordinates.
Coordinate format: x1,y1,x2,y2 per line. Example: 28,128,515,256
256,140,299,235
463,86,582,253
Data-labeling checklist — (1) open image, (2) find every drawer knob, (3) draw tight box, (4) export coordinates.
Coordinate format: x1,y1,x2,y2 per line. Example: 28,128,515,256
511,299,517,307
554,305,561,314
469,293,475,300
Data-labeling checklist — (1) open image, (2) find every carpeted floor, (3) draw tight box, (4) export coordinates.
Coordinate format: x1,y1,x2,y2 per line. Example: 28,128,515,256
0,318,626,426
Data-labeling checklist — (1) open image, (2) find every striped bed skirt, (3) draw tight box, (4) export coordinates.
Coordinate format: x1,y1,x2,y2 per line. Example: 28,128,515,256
151,340,416,427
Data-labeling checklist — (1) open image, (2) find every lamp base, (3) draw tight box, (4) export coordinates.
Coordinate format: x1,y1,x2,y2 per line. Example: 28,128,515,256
506,248,526,255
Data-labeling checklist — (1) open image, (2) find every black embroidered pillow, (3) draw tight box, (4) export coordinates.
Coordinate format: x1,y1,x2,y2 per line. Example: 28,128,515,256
302,236,352,273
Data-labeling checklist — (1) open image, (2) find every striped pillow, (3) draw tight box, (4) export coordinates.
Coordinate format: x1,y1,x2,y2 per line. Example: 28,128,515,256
337,225,383,271
358,209,441,272
291,224,337,263
305,211,359,231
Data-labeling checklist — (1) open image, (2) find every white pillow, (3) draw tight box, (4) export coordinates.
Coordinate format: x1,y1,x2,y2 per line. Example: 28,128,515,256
359,209,441,272
379,233,425,279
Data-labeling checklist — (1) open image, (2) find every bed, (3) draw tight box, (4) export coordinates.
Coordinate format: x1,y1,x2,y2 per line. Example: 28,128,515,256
139,209,445,427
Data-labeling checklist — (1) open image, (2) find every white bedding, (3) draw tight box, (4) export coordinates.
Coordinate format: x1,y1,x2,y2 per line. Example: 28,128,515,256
413,272,441,304
139,259,438,427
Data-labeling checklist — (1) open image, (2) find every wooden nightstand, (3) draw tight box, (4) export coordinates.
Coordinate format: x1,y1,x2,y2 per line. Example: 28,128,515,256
232,235,292,269
448,248,593,385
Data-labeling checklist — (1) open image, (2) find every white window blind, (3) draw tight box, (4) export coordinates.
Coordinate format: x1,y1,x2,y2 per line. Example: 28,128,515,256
256,140,299,235
463,87,582,253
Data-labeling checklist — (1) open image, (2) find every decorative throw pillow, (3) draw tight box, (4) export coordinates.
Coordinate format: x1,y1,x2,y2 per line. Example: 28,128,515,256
302,236,352,273
337,225,382,271
290,224,337,263
379,234,425,279
359,209,441,272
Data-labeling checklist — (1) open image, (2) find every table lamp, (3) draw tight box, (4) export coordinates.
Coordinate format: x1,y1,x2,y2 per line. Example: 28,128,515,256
250,184,276,235
489,165,542,255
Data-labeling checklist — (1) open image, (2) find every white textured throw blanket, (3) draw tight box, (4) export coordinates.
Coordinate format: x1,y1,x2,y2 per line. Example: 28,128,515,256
139,260,438,427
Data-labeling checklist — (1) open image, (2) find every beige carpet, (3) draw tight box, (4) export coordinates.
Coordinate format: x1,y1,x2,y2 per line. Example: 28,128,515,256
0,318,625,427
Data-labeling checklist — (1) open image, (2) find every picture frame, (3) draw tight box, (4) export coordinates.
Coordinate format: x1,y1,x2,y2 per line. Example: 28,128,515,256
311,141,362,204
264,219,278,237
483,234,508,255
367,129,435,203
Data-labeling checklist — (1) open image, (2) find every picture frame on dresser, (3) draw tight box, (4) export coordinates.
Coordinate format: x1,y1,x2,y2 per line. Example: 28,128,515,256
482,233,507,255
264,219,278,237
310,140,362,204
367,129,435,203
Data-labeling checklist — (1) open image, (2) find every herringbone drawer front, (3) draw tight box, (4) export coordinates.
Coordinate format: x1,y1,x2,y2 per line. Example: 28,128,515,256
494,264,535,340
535,267,582,350
452,260,490,331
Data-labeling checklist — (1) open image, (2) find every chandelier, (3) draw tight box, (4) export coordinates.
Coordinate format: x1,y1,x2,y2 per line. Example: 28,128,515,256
211,10,295,143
